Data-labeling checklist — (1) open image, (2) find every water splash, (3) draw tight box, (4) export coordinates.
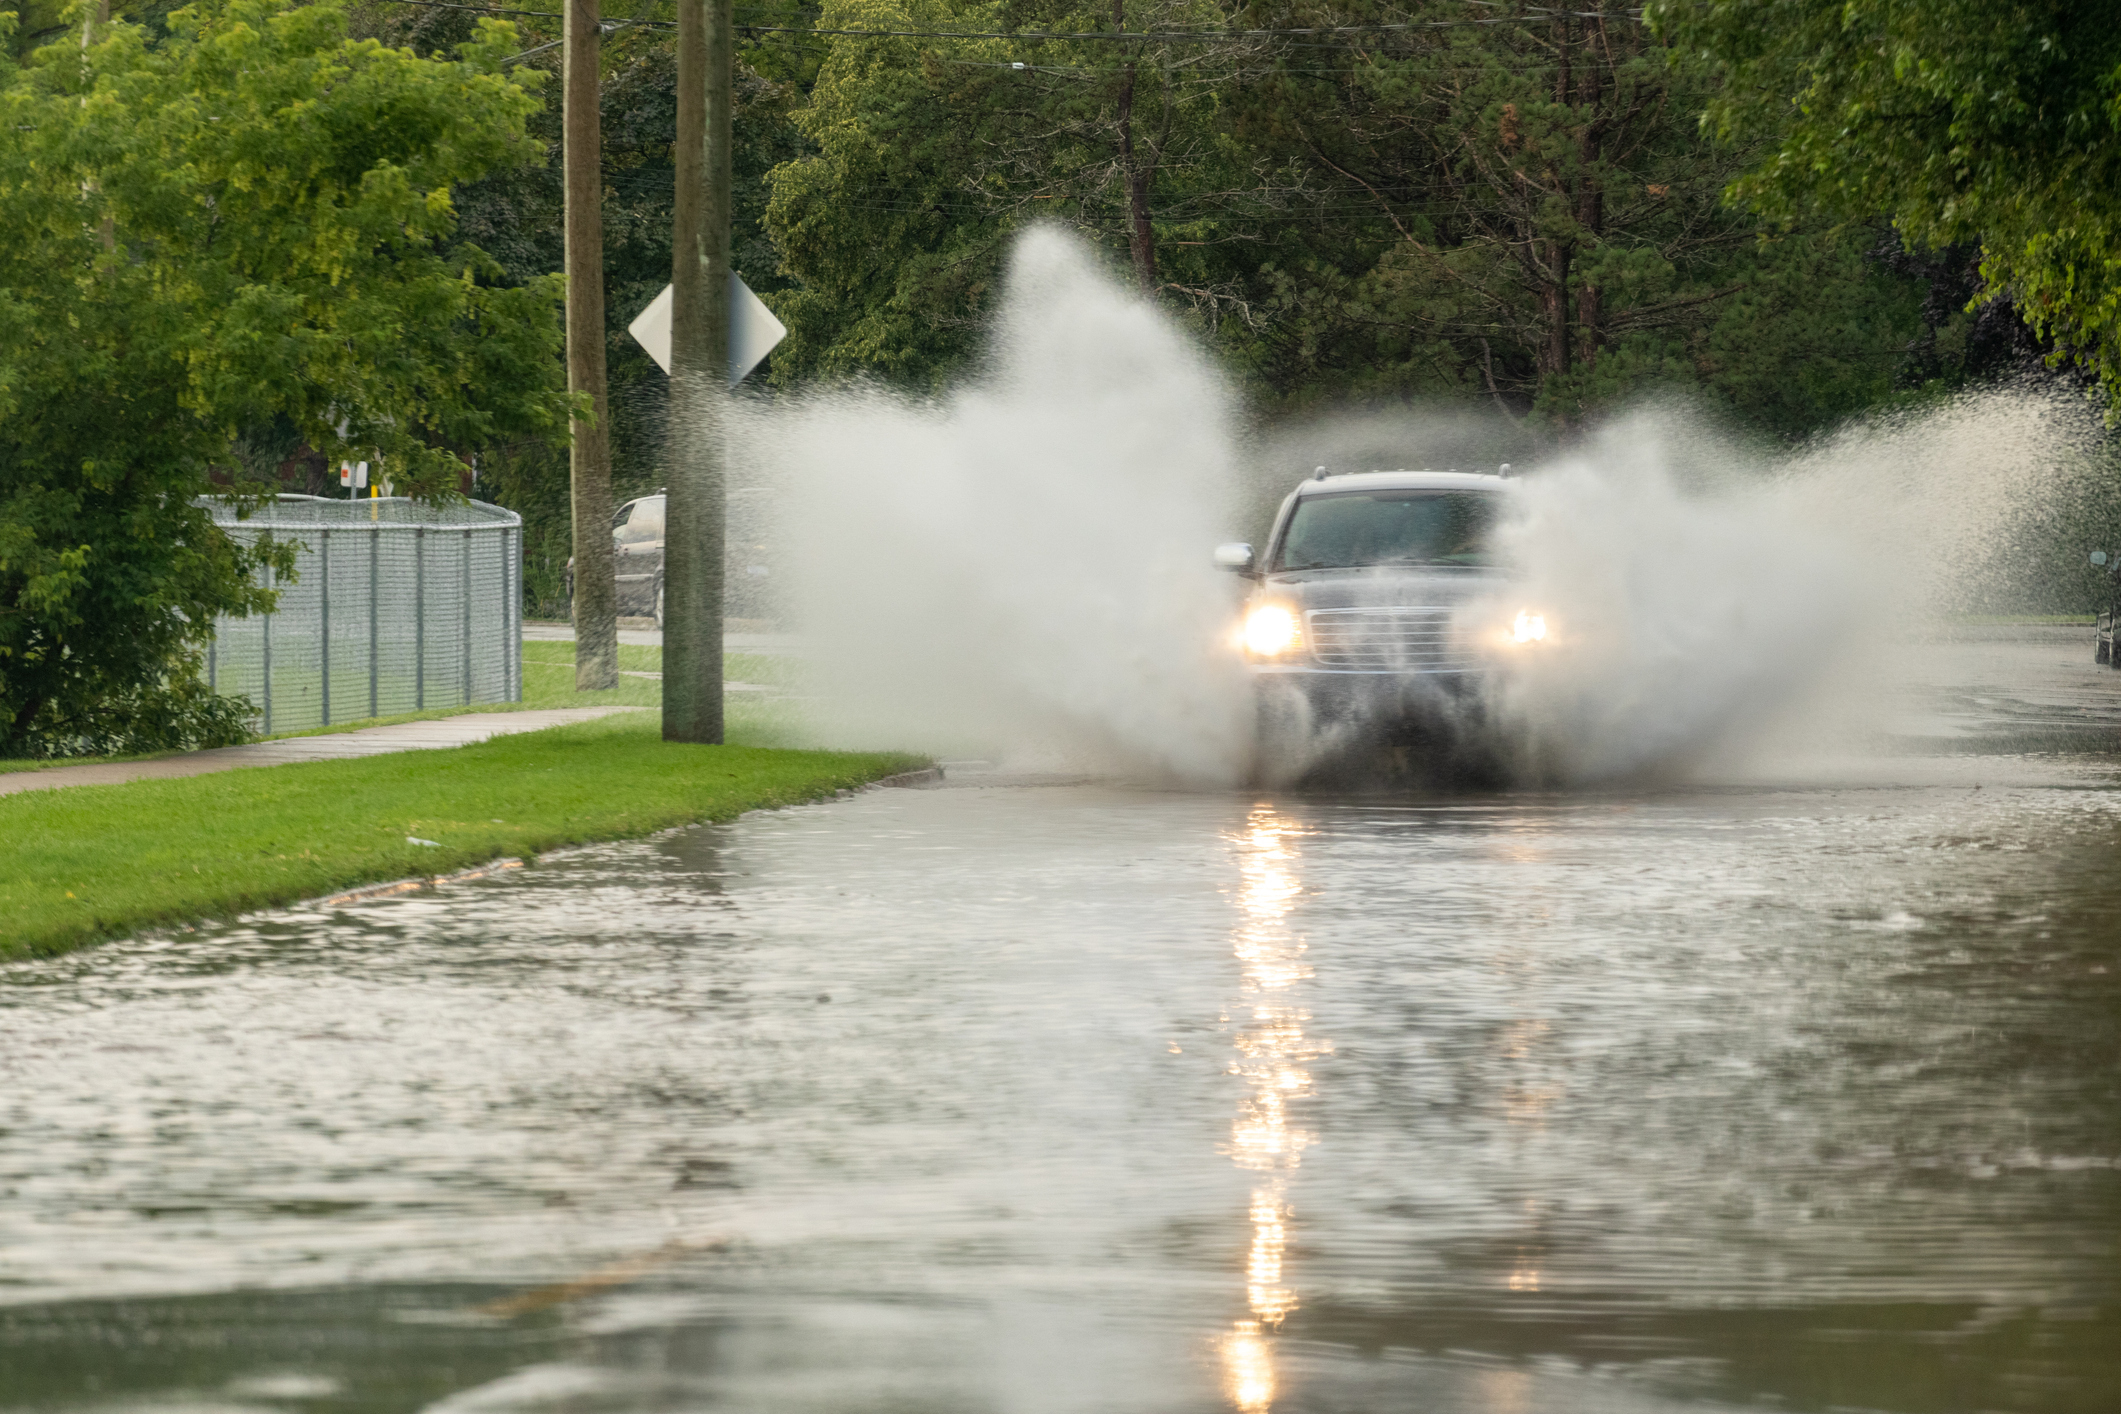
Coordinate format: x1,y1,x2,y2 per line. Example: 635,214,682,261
1469,413,1862,784
735,228,2111,788
1472,393,2110,783
735,228,1250,784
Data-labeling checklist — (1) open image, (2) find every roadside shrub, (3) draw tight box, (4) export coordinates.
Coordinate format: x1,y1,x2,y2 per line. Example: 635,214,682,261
5,669,256,760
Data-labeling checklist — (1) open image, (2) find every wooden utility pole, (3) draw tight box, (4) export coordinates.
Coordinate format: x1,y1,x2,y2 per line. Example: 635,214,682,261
663,0,732,743
565,0,619,691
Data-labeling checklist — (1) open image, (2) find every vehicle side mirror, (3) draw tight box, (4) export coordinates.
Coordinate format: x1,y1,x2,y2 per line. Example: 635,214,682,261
1213,542,1256,574
2094,551,2110,567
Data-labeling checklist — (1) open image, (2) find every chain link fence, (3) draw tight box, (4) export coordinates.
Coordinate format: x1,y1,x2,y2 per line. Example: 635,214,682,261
203,496,522,733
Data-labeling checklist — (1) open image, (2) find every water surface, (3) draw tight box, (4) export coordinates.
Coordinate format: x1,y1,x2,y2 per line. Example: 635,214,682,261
5,655,2120,1413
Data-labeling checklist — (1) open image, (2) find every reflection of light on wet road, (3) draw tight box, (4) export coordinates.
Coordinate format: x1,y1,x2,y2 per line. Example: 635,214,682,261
1221,1320,1275,1413
1220,806,1328,1412
1506,1248,1542,1292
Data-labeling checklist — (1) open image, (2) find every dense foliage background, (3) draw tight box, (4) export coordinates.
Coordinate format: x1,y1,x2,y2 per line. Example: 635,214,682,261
328,0,2109,617
6,0,2114,741
1650,0,2121,418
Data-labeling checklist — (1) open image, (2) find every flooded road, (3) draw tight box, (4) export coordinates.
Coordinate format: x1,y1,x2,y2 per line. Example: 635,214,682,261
5,636,2121,1413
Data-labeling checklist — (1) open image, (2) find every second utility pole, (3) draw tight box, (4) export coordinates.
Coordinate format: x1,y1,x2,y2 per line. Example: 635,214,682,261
663,0,732,743
565,0,618,691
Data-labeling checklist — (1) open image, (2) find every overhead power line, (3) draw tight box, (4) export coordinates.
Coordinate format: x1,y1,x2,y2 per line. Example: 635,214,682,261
378,0,1646,42
380,0,568,20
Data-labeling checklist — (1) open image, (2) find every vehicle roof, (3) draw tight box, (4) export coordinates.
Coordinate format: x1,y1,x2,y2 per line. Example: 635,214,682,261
1291,469,1513,497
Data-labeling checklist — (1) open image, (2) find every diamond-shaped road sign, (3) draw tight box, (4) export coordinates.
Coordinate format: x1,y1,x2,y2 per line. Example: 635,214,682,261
627,275,787,385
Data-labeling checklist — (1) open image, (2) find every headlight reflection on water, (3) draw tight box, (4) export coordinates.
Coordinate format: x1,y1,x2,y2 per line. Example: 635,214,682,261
1220,807,1328,1413
1221,1321,1276,1413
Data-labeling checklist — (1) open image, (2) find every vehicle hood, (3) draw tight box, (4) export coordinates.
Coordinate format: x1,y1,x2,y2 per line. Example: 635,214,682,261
1259,566,1510,611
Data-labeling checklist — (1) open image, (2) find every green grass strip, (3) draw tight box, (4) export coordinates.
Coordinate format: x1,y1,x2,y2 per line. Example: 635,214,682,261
0,713,924,960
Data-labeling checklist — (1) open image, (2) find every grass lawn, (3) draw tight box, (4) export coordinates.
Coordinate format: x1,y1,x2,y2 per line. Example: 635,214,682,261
515,642,807,708
0,712,923,960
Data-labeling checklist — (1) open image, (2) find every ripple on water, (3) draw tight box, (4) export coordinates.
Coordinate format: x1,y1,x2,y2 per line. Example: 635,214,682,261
3,780,2118,1412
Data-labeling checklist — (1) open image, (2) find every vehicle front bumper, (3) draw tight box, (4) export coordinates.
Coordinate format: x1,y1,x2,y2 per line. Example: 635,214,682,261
1247,663,1486,721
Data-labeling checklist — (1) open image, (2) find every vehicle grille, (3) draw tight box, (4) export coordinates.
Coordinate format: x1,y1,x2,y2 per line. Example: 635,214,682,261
1304,607,1478,671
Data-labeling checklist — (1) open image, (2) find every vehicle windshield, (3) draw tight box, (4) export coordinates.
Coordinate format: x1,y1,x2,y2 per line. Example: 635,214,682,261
1273,490,1504,571
613,496,665,544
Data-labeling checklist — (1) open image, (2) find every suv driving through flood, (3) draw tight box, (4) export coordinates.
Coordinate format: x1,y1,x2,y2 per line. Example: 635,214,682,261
1217,469,1547,777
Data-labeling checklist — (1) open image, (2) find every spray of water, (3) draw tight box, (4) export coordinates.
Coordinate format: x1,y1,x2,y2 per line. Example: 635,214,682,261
1469,394,2109,784
735,228,2112,789
734,228,1251,784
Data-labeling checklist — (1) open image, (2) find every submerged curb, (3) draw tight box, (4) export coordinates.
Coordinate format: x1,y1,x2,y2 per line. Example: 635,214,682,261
311,858,527,909
874,766,946,788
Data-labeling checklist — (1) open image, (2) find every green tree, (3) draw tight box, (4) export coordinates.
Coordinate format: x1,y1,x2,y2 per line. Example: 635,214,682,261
1648,0,2121,417
1210,0,1926,434
762,0,1248,388
755,0,1927,437
763,0,1023,388
0,0,571,752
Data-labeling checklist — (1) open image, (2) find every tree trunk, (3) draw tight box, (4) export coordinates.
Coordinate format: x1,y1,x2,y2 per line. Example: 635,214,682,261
564,0,618,691
1541,12,1575,431
1575,21,1604,370
1553,13,1571,116
1543,12,1573,380
664,0,732,743
8,694,44,749
1113,0,1156,295
1541,245,1572,378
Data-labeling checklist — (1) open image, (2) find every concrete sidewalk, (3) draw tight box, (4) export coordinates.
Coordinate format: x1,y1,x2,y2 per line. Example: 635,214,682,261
0,708,643,798
522,622,806,655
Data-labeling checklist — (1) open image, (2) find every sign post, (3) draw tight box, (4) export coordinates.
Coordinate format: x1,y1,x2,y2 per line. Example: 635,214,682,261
564,0,618,693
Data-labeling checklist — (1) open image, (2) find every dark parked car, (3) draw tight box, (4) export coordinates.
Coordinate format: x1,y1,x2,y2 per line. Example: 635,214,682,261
1216,468,1550,774
566,493,666,628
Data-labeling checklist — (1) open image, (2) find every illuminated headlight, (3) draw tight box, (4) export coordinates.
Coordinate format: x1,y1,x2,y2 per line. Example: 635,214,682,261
1243,604,1303,657
1508,609,1549,645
